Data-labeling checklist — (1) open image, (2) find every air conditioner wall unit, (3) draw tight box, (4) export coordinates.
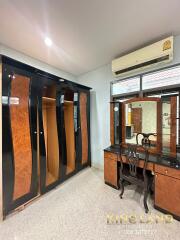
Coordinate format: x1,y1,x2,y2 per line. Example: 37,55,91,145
112,36,174,78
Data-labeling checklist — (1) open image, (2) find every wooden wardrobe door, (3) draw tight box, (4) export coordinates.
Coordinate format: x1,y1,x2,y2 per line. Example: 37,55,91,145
64,101,76,174
10,74,32,200
58,88,78,178
80,92,88,165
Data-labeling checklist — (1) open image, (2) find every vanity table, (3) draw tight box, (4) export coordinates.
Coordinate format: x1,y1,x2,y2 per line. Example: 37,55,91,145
104,96,180,220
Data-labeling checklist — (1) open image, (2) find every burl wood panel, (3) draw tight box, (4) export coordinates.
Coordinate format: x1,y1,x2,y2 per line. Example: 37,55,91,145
64,101,75,174
110,103,114,145
170,96,177,157
155,173,180,217
80,93,88,164
10,74,32,200
104,152,118,188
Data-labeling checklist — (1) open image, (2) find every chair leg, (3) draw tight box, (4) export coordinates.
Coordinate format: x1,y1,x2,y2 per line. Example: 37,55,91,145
144,190,149,213
119,179,124,199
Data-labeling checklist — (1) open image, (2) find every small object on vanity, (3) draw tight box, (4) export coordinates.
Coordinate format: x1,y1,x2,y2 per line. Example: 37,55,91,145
119,144,153,213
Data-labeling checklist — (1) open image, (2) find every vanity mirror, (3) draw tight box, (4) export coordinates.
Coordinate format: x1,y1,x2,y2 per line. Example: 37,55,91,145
122,97,162,153
111,94,179,157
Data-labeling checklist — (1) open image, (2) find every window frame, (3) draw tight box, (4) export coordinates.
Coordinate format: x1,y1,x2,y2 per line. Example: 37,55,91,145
111,62,180,100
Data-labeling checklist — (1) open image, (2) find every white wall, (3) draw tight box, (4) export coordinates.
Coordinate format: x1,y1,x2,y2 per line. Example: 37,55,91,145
78,64,112,170
0,44,77,82
77,34,180,170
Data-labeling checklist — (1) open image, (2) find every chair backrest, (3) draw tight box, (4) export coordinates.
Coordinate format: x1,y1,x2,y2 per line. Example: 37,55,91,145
136,133,157,147
126,144,149,177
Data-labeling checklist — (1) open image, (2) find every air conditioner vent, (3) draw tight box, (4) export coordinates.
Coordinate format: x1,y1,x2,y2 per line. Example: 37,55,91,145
112,36,173,78
114,55,170,76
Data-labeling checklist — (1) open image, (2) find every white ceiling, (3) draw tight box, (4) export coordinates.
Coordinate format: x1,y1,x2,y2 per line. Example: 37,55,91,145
0,0,180,76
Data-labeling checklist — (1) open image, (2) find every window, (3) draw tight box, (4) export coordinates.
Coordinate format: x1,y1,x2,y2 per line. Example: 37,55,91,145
112,77,140,96
142,66,180,90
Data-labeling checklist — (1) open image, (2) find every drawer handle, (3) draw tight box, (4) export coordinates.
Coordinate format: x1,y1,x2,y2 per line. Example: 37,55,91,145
165,170,168,174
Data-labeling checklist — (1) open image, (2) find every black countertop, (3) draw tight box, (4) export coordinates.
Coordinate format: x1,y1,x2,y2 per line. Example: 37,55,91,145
104,145,180,170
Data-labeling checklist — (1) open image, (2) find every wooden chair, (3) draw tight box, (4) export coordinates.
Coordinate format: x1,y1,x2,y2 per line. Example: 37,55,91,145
119,144,153,213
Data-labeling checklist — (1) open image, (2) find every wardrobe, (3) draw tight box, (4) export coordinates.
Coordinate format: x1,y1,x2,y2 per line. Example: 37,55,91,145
0,56,91,219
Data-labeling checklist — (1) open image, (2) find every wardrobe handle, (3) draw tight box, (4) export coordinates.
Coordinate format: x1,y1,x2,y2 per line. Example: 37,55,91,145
34,131,37,134
40,131,43,135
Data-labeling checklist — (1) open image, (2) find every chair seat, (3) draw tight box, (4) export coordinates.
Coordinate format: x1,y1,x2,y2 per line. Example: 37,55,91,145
121,169,153,186
122,174,144,187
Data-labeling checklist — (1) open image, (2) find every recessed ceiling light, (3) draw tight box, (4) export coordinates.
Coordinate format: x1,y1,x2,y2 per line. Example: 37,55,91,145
44,37,52,46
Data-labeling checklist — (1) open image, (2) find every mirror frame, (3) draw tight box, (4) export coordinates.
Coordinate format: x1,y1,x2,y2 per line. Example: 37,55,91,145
122,97,162,154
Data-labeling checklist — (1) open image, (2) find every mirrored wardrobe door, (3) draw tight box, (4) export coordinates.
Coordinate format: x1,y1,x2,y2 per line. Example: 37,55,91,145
39,81,61,192
63,89,76,175
57,86,78,179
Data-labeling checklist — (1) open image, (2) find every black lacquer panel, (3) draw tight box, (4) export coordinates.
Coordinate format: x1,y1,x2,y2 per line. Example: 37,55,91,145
2,64,14,215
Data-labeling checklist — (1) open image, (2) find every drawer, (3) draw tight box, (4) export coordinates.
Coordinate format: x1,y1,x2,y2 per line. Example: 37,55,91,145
155,164,180,180
104,151,118,161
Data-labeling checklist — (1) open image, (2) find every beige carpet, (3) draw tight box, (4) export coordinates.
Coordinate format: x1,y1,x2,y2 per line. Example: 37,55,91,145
0,167,179,240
